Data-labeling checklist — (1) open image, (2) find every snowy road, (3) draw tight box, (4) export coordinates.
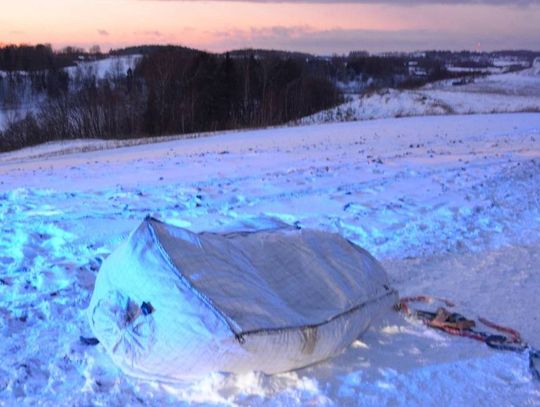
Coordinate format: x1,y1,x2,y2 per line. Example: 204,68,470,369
1,113,540,405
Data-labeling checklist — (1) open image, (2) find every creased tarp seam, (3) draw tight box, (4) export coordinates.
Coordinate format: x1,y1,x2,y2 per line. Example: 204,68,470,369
237,287,398,339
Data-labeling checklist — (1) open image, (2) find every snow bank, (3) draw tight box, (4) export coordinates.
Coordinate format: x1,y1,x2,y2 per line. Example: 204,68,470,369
302,69,540,125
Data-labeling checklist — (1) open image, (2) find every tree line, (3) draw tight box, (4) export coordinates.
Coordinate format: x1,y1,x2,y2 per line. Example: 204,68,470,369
3,45,535,152
0,44,78,72
0,47,341,151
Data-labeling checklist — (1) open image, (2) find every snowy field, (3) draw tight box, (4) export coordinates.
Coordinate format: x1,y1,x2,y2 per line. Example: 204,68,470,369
303,61,540,125
64,55,142,80
1,113,540,405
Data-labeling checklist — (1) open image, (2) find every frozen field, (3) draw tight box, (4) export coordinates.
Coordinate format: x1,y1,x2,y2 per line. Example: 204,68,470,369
1,113,540,405
64,55,142,80
303,62,540,125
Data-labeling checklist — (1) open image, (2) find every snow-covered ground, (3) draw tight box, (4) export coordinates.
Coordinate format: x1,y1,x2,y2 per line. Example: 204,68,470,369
303,62,540,125
1,113,540,405
65,55,142,81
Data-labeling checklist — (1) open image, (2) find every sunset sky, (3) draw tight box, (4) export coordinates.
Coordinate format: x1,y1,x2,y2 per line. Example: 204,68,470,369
1,0,540,54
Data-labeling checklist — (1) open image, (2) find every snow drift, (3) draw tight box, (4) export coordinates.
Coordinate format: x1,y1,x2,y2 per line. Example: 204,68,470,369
87,216,397,381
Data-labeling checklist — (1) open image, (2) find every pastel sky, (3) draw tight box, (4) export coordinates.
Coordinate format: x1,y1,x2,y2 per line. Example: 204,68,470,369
1,0,540,54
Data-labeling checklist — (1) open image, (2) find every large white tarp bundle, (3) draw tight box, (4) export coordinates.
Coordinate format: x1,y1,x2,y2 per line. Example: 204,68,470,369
87,217,397,381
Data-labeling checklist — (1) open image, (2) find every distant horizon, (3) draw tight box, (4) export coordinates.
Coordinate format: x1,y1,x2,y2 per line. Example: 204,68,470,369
1,42,539,58
2,1,540,55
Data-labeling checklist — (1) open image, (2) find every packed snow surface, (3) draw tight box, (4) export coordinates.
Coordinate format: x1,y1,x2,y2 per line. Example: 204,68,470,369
1,113,540,405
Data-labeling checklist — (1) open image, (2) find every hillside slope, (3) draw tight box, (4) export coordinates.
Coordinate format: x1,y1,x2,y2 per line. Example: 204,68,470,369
0,113,539,405
302,64,540,124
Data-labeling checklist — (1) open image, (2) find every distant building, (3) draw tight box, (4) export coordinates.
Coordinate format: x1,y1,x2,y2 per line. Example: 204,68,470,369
408,61,427,76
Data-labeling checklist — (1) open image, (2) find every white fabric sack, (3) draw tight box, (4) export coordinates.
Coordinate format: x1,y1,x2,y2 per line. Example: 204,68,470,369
87,217,397,381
